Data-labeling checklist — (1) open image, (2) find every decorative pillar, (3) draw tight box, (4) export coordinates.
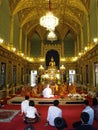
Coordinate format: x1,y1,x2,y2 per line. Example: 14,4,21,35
74,40,77,56
60,65,65,83
0,0,2,5
24,33,27,56
77,35,80,55
19,27,22,52
61,39,64,57
96,0,98,36
41,39,44,57
28,39,30,57
86,15,90,47
80,27,84,53
6,85,10,98
12,84,16,95
9,15,14,47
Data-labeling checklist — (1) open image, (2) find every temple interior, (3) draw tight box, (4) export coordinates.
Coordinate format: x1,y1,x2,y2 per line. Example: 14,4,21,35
0,0,98,100
0,1,98,130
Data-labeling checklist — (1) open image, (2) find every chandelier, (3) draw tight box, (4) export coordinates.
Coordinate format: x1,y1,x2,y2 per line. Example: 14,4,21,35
47,31,57,41
40,0,59,31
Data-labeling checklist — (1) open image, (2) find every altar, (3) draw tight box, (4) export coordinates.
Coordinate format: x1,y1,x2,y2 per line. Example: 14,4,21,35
41,67,60,84
39,57,64,84
7,94,85,105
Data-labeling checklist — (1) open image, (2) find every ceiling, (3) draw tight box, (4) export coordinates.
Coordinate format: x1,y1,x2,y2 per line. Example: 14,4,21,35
8,0,89,40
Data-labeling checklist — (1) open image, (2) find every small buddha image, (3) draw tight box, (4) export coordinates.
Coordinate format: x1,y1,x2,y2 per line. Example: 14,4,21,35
49,57,55,67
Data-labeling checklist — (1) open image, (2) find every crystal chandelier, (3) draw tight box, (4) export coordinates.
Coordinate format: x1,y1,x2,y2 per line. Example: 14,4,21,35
47,31,57,41
40,0,59,31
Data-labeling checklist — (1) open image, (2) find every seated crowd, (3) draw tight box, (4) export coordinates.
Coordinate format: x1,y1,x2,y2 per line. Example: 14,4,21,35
20,82,98,130
21,82,77,98
21,95,40,124
21,95,98,130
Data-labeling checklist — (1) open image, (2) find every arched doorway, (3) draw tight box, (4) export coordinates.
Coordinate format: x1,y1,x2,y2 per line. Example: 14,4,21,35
46,49,60,69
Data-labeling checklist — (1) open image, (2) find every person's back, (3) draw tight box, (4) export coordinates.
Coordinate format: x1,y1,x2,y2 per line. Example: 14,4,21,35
72,100,94,128
54,117,68,130
75,112,96,130
82,100,94,125
25,100,40,124
46,100,62,126
21,95,29,115
75,124,96,130
26,103,37,119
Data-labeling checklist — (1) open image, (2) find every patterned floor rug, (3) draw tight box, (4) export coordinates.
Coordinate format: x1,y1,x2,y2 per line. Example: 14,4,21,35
0,109,20,122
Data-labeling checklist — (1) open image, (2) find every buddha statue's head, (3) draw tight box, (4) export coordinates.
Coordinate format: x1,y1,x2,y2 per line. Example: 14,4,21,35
51,57,54,61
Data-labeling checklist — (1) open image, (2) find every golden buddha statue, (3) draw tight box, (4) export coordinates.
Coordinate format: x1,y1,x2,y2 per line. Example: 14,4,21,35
49,57,56,67
41,57,60,84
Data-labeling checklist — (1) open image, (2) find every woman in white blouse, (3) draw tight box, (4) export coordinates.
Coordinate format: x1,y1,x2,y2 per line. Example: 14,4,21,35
24,100,40,124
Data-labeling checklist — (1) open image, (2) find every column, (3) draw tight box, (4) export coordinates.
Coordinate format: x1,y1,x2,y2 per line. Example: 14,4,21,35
61,39,64,57
19,27,22,52
77,35,80,55
96,0,98,36
41,39,44,57
6,85,10,98
86,15,90,47
80,27,84,53
24,33,27,56
74,40,77,56
28,39,30,57
9,15,14,47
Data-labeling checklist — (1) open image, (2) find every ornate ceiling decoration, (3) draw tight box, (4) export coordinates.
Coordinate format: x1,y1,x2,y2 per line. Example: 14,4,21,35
8,0,89,40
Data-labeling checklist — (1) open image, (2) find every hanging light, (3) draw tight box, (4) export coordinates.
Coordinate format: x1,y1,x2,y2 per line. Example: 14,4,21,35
40,0,59,31
47,31,57,41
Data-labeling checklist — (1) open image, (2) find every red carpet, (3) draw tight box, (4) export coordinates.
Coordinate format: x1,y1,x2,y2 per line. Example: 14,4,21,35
0,104,98,130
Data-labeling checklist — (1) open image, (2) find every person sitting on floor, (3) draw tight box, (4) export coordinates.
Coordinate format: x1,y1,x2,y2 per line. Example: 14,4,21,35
31,86,41,97
82,100,94,125
24,100,40,124
21,95,29,116
92,97,98,120
54,117,68,130
72,99,94,128
42,84,54,98
45,100,62,126
75,112,96,130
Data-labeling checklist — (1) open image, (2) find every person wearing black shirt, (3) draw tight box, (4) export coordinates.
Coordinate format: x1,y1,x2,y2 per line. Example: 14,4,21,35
75,112,96,130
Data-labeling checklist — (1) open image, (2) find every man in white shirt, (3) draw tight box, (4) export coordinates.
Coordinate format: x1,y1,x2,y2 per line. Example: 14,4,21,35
42,84,54,98
46,100,62,126
72,99,94,128
82,100,94,125
21,95,29,116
